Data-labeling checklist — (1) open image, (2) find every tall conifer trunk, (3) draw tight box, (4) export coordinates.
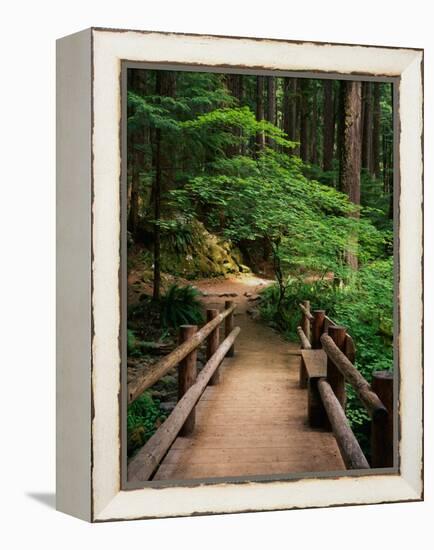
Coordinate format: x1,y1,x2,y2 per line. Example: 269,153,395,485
256,76,265,152
128,70,148,240
299,79,310,162
282,77,291,140
226,74,244,154
372,83,381,178
310,83,318,165
291,78,298,143
323,80,335,171
266,76,276,148
361,81,373,172
152,71,176,300
340,81,362,271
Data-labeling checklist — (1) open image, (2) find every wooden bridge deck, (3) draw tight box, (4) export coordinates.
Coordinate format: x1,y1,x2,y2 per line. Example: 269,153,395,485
153,304,344,481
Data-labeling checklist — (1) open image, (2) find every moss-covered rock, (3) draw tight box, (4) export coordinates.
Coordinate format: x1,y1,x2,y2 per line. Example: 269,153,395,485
158,220,249,278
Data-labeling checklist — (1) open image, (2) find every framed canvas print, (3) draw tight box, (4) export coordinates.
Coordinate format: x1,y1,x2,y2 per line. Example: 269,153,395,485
56,27,423,522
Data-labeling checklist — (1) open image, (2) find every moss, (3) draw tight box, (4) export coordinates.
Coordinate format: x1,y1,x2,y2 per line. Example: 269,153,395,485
130,220,250,280
157,220,249,278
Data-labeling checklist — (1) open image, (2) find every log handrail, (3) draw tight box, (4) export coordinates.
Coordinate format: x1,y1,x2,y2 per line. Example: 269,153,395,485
128,303,236,404
325,314,338,327
297,326,312,350
317,378,370,469
299,302,314,321
128,327,241,481
320,333,387,420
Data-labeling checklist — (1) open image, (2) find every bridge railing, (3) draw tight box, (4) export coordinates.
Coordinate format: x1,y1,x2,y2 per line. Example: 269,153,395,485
297,301,393,470
128,300,240,482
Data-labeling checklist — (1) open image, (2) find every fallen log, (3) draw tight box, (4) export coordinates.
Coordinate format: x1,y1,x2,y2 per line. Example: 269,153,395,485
137,341,175,354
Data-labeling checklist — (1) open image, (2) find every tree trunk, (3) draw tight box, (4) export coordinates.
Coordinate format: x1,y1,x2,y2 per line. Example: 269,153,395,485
340,81,362,271
323,80,335,171
372,83,381,178
152,71,176,300
266,76,276,148
299,79,310,162
337,81,345,191
293,79,301,156
361,82,373,172
153,128,162,300
255,76,265,152
226,74,244,155
282,77,291,138
291,78,298,142
127,70,149,239
310,83,318,165
383,128,393,195
226,74,243,103
283,77,297,153
387,84,394,219
129,155,140,236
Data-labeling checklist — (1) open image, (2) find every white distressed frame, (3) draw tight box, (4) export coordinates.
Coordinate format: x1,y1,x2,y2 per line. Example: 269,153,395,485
56,28,423,522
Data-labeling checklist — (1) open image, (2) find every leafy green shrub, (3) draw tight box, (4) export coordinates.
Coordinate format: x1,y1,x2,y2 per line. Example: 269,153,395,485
259,276,340,335
160,284,204,328
127,392,167,456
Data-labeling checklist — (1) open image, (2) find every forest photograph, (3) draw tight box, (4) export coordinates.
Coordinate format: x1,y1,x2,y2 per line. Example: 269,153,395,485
125,67,395,483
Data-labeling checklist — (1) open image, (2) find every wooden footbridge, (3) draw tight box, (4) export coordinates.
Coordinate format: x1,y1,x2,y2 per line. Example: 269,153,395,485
128,297,393,483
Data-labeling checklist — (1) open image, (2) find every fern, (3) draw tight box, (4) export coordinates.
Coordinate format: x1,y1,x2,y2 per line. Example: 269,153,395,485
160,284,204,328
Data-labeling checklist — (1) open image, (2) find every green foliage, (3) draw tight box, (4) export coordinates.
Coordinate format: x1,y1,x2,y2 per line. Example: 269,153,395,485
160,284,205,328
127,392,167,455
181,106,297,151
172,149,388,288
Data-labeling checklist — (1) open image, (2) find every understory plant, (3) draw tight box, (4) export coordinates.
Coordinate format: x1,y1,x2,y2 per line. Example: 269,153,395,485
160,284,205,328
127,392,167,456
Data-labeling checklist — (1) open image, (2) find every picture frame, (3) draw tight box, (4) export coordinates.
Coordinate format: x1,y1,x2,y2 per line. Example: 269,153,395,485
56,27,423,522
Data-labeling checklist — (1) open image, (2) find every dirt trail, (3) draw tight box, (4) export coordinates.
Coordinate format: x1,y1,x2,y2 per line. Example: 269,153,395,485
194,272,274,313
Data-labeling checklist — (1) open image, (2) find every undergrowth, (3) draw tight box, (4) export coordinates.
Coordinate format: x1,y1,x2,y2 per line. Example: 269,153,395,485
127,392,167,457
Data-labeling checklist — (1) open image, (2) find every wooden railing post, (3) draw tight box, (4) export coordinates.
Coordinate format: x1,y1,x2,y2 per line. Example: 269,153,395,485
312,310,325,349
301,300,311,343
224,300,235,357
371,370,394,467
177,325,198,436
327,326,347,410
207,309,220,385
